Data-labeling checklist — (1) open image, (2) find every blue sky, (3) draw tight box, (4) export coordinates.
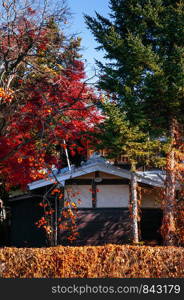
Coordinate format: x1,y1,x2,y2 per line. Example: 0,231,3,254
67,0,110,80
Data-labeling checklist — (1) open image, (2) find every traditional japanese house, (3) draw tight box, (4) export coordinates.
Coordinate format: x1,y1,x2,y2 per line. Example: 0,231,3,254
8,153,164,247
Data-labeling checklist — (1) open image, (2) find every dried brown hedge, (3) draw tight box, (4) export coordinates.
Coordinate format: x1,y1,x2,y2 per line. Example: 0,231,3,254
0,245,184,278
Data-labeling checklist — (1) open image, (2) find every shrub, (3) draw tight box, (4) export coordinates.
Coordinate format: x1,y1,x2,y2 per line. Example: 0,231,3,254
0,244,184,278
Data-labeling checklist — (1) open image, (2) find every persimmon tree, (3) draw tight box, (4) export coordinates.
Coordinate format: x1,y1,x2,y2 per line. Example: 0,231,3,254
0,0,102,245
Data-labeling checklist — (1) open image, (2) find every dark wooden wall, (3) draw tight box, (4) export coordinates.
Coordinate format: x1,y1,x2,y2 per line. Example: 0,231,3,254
59,208,132,246
10,197,46,247
140,208,163,243
59,208,163,246
0,219,10,247
8,196,163,247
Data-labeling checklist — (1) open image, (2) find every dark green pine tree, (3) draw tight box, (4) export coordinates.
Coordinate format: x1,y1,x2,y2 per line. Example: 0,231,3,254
85,0,184,245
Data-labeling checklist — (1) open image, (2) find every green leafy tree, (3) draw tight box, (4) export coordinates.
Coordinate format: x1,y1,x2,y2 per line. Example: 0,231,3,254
94,100,164,243
85,0,184,245
95,101,164,169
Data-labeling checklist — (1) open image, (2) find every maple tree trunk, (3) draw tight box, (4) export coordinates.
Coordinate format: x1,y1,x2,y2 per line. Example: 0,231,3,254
130,172,139,243
162,119,176,246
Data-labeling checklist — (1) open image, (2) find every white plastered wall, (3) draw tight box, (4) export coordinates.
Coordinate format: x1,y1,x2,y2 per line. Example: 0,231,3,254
63,173,161,209
64,185,92,208
96,185,129,208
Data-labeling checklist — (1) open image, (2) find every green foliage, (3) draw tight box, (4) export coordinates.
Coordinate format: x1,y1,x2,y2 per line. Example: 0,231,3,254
95,101,165,170
85,0,184,135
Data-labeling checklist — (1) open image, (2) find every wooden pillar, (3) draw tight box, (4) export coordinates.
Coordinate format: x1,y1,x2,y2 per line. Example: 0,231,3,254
92,172,98,208
130,172,139,244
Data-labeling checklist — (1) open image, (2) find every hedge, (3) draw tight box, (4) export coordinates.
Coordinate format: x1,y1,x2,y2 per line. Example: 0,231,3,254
0,244,184,278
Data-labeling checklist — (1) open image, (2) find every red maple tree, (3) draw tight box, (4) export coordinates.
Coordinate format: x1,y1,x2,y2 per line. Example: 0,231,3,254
0,2,101,191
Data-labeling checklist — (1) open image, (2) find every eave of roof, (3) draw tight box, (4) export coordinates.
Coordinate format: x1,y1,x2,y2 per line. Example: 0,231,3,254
28,161,164,190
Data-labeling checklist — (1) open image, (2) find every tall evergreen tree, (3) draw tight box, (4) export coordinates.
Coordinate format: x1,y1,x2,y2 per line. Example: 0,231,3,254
85,0,184,245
